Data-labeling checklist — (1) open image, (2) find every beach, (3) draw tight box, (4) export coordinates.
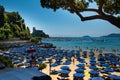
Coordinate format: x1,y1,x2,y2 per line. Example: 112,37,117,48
0,41,120,80
41,50,120,80
41,37,120,79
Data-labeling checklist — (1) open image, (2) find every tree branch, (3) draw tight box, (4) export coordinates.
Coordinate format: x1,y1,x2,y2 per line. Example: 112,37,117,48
76,11,104,21
80,8,98,13
82,15,104,21
98,0,105,15
75,11,84,21
99,1,103,10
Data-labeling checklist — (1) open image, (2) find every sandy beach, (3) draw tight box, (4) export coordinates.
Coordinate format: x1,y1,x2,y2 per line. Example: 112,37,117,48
42,51,120,80
1,43,120,80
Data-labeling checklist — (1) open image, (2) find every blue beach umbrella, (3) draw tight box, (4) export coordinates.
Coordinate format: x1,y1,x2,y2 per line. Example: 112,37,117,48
111,61,118,65
75,68,84,73
90,77,104,80
118,62,120,65
90,59,96,62
90,60,96,62
90,56,95,59
99,61,106,64
73,73,84,78
89,52,94,56
103,68,114,72
109,74,120,80
90,66,98,70
59,70,70,78
63,61,71,65
83,51,87,55
50,63,58,67
89,70,99,75
98,56,104,61
90,61,97,65
117,66,120,68
78,58,86,63
60,66,69,70
76,64,85,67
32,66,39,71
101,63,110,67
59,70,70,74
82,51,87,58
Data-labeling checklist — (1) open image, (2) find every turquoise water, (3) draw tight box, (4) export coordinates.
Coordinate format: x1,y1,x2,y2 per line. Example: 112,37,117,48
42,37,120,52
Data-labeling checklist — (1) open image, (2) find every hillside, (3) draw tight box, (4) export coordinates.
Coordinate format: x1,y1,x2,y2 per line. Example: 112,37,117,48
102,33,120,37
0,5,31,40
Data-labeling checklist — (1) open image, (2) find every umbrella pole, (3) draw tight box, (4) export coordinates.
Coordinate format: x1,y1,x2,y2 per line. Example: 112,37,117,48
49,59,52,75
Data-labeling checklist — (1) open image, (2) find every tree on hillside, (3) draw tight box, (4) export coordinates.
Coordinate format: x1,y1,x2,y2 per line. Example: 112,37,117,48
38,63,47,72
7,12,22,24
40,0,120,28
0,56,13,68
0,5,5,27
0,5,31,40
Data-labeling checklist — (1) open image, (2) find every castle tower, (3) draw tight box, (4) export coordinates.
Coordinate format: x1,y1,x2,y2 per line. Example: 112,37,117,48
33,27,36,33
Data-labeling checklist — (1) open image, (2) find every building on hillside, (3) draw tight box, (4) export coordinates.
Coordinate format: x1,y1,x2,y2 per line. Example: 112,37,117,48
32,27,49,38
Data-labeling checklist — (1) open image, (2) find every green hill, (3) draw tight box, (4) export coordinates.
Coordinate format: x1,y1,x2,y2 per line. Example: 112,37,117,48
0,5,31,40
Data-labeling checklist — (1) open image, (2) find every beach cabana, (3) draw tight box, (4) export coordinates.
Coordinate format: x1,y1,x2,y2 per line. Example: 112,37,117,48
73,73,84,80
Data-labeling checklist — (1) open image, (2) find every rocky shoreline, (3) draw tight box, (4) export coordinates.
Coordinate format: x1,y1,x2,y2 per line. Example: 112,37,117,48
0,38,31,50
0,38,56,50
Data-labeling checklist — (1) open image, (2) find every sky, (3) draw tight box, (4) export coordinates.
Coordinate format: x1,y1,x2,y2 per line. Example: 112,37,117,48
0,0,120,37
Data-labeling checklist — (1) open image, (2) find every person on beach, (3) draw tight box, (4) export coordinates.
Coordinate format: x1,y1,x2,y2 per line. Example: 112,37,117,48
57,77,60,80
99,50,103,54
73,58,75,65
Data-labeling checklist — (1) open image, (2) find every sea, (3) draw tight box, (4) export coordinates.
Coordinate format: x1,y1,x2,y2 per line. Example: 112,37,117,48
42,37,120,53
